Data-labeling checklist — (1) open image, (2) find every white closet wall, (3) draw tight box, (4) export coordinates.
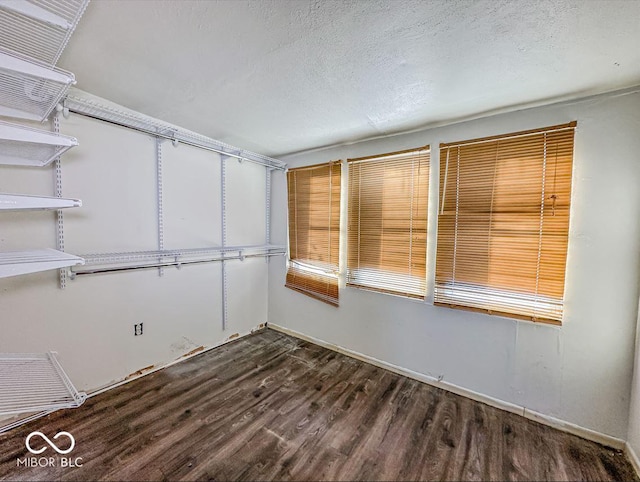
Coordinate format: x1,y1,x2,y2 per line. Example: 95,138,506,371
628,310,640,469
162,143,221,249
0,111,271,393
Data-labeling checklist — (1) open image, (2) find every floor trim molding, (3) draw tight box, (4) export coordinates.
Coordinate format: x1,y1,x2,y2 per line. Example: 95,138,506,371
268,323,626,450
627,442,640,478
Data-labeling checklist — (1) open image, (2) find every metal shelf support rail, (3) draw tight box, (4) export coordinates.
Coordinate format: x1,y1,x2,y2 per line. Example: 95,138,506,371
221,157,228,330
63,92,287,171
266,167,271,247
0,352,86,418
53,112,67,288
156,137,164,277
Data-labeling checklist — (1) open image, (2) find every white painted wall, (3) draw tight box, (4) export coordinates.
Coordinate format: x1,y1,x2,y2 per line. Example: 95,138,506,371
0,111,269,395
268,88,640,439
629,306,640,463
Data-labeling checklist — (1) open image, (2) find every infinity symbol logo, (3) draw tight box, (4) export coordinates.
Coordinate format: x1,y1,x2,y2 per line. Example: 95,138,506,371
25,431,75,455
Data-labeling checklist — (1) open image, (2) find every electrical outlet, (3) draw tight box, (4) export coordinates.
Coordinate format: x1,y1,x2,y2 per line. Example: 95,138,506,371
134,323,143,336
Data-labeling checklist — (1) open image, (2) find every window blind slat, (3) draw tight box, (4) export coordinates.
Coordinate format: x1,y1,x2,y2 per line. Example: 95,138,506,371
286,162,341,306
435,123,575,323
347,147,430,299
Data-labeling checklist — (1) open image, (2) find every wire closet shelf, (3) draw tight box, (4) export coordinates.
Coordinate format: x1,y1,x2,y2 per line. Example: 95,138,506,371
70,245,286,276
0,119,78,166
0,47,75,121
0,192,81,210
0,249,84,278
0,352,86,417
0,0,89,66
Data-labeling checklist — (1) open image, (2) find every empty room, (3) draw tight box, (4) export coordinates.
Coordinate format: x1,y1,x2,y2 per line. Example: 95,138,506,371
0,0,640,481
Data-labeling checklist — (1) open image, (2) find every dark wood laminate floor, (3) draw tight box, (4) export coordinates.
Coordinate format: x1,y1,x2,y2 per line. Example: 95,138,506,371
0,329,636,481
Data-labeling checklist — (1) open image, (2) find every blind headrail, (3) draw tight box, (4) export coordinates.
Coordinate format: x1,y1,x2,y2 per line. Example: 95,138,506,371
439,121,576,149
348,145,430,163
288,160,342,172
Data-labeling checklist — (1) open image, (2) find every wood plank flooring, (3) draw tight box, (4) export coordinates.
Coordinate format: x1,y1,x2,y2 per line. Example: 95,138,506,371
0,329,637,481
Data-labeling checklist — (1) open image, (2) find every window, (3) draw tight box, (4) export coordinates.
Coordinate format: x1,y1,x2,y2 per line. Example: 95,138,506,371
435,122,576,323
347,147,430,298
286,161,341,305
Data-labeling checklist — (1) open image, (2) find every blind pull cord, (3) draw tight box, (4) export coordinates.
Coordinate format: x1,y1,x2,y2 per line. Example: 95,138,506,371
440,148,450,215
549,194,558,216
550,142,560,217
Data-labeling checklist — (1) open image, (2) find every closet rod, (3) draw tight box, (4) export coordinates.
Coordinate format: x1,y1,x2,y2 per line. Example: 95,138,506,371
67,109,280,169
72,252,283,276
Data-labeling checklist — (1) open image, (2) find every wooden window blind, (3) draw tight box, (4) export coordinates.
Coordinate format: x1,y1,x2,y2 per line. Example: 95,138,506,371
347,147,430,298
435,122,576,323
286,161,341,306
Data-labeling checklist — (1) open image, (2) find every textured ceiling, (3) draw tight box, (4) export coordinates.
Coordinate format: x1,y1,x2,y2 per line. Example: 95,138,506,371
59,0,640,157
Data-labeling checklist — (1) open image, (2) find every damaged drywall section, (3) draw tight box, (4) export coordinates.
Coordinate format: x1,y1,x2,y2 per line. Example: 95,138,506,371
86,322,268,399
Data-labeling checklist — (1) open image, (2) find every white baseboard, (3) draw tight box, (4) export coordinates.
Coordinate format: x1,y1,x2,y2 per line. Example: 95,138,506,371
0,323,266,433
627,442,640,478
524,409,625,450
268,323,626,450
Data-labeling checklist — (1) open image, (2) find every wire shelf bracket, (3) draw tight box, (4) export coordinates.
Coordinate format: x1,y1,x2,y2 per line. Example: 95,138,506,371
0,192,81,210
0,352,86,418
0,248,84,278
0,118,77,166
0,48,75,122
